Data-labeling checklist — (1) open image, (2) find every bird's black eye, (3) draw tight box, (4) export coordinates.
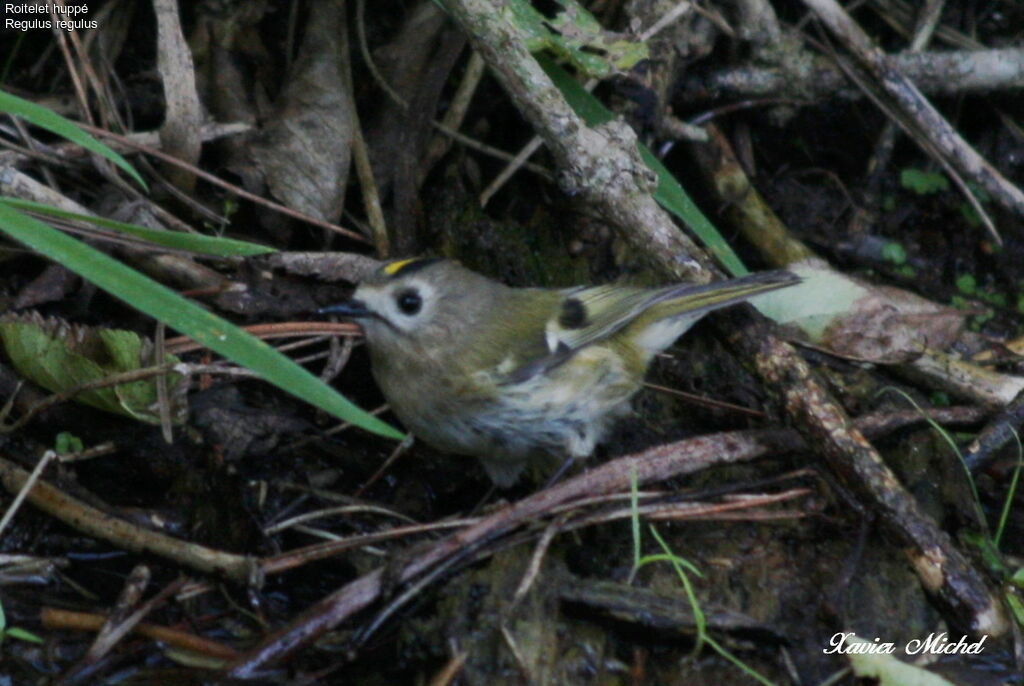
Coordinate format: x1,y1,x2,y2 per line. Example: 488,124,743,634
395,289,422,315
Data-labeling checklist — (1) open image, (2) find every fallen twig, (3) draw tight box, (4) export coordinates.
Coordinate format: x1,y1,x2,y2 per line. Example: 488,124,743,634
0,454,257,584
41,606,239,662
162,321,361,355
964,387,1024,473
225,404,989,676
0,365,178,435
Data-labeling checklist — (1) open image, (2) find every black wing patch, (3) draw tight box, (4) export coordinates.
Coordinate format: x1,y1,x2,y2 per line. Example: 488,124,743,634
558,297,588,330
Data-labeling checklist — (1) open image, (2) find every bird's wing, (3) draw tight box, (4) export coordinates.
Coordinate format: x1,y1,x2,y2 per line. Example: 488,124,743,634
506,271,800,384
504,284,655,384
543,284,657,353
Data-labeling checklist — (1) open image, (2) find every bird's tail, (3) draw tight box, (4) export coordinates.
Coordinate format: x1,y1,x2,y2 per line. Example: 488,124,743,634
650,270,801,318
630,270,801,355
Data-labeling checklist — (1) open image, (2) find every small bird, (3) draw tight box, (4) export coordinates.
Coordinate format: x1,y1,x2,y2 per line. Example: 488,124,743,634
322,258,798,487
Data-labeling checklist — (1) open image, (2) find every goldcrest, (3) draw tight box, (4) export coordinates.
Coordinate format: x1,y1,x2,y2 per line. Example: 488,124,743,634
322,258,798,486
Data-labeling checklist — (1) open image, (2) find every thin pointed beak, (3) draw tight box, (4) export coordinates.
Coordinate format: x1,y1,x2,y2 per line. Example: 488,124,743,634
318,299,371,318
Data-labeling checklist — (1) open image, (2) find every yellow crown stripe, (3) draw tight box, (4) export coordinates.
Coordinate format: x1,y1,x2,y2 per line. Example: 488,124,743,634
383,258,420,276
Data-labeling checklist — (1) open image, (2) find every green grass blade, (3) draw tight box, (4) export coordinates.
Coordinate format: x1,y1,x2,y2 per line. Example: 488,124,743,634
648,525,707,650
630,467,642,575
645,526,777,685
993,428,1022,550
0,88,147,190
5,626,44,644
0,203,403,440
0,198,274,257
879,387,986,527
537,57,748,276
703,635,777,686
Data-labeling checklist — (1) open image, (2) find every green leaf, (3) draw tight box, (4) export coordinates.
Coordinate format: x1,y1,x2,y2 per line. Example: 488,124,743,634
0,198,274,257
968,183,992,204
0,316,187,423
4,626,44,644
55,431,84,454
959,201,982,228
961,530,1005,575
538,57,748,276
956,273,977,294
900,168,949,195
507,0,647,78
0,203,403,440
0,88,147,190
1011,566,1024,586
985,291,1007,307
881,242,906,265
1007,593,1024,627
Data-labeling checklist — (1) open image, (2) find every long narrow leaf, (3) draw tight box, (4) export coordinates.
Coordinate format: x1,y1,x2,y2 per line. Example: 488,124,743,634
0,198,274,257
0,88,147,190
538,57,748,276
0,203,403,440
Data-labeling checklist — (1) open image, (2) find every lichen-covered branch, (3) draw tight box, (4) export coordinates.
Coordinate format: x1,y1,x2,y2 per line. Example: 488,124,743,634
685,47,1024,102
440,0,714,282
